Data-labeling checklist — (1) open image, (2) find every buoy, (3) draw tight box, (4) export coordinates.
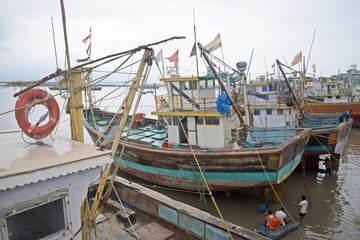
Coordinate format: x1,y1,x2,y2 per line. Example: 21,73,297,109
15,88,60,140
162,142,173,148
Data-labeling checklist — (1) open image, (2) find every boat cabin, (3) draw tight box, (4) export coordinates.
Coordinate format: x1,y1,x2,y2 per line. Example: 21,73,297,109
152,76,239,149
247,79,296,127
0,132,112,240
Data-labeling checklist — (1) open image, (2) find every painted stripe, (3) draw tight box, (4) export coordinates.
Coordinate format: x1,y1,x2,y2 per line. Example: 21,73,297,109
305,145,334,151
278,151,303,177
116,151,303,183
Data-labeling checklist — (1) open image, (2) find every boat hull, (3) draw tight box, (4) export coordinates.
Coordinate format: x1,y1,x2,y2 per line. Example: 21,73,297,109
304,119,353,157
304,101,360,127
84,111,311,192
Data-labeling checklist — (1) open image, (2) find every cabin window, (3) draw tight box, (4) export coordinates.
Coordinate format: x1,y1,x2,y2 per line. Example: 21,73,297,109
1,192,70,240
189,81,198,90
266,109,272,115
181,81,197,90
173,116,179,125
196,116,204,125
269,85,277,91
199,79,215,89
167,117,173,125
199,80,206,89
253,109,260,115
207,79,215,89
327,96,332,99
262,86,267,91
205,116,219,125
277,109,284,115
181,81,190,90
336,96,341,99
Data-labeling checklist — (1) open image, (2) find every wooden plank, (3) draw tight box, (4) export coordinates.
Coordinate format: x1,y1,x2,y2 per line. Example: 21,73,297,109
104,199,136,221
135,222,174,240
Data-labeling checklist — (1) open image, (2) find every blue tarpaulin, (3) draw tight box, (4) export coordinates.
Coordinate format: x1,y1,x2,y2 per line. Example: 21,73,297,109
216,92,230,115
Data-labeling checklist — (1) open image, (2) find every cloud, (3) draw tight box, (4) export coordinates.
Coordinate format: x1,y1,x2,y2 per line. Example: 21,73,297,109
0,0,360,81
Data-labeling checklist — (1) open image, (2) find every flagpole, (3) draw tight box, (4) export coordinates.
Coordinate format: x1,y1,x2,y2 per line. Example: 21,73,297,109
88,27,92,59
219,35,226,73
193,8,199,77
51,17,59,69
162,53,165,77
305,28,316,74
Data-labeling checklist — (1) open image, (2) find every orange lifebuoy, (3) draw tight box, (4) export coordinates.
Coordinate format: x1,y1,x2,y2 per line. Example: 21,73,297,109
15,88,60,140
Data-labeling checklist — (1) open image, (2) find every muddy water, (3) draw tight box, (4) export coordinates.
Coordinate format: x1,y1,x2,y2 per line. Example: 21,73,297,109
120,128,360,240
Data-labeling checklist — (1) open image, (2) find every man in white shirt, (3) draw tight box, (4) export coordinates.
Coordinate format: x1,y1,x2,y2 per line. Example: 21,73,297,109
293,195,309,221
275,207,287,226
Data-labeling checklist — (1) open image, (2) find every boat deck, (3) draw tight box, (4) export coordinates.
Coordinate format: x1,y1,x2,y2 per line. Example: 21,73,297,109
91,204,199,240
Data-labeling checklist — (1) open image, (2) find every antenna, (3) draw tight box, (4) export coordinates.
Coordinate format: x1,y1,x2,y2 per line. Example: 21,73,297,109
246,48,254,80
305,28,316,74
51,17,59,69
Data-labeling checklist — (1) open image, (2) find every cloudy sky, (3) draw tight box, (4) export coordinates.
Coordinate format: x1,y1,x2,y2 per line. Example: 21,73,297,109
0,0,359,83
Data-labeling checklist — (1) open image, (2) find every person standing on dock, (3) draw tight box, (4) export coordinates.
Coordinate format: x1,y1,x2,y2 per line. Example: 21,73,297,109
293,195,308,222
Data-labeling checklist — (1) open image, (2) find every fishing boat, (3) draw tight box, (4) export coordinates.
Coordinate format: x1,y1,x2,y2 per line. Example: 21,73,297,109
83,44,311,193
246,63,353,170
303,64,360,127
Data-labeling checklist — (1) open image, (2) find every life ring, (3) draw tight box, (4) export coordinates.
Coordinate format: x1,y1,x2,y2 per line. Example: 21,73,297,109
15,88,60,140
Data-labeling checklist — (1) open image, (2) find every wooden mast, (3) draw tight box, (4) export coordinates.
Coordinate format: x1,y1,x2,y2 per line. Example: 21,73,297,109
60,0,83,142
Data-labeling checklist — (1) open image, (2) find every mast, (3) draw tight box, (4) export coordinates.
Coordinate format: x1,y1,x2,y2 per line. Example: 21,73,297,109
193,8,199,77
60,0,83,142
110,48,153,156
277,60,306,119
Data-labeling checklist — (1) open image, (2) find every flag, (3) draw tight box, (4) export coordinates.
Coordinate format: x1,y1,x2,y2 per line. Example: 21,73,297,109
204,33,222,52
312,64,316,73
156,49,163,63
167,50,179,63
291,51,302,66
189,43,196,57
77,28,92,62
271,63,275,72
82,34,91,45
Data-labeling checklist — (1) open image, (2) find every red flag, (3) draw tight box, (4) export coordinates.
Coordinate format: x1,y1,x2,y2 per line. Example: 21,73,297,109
82,34,91,45
168,50,179,63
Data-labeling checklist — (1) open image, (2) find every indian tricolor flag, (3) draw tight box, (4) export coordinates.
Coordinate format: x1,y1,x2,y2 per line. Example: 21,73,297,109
204,33,222,53
291,51,302,66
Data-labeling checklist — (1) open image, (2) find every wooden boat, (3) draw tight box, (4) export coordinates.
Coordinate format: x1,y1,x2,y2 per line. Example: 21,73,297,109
84,108,310,191
304,101,360,127
303,64,360,127
254,220,298,239
246,67,353,171
301,113,353,158
83,46,311,192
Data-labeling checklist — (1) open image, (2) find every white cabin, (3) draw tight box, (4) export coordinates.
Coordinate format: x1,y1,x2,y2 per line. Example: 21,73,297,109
247,80,297,127
0,132,112,240
152,76,241,149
